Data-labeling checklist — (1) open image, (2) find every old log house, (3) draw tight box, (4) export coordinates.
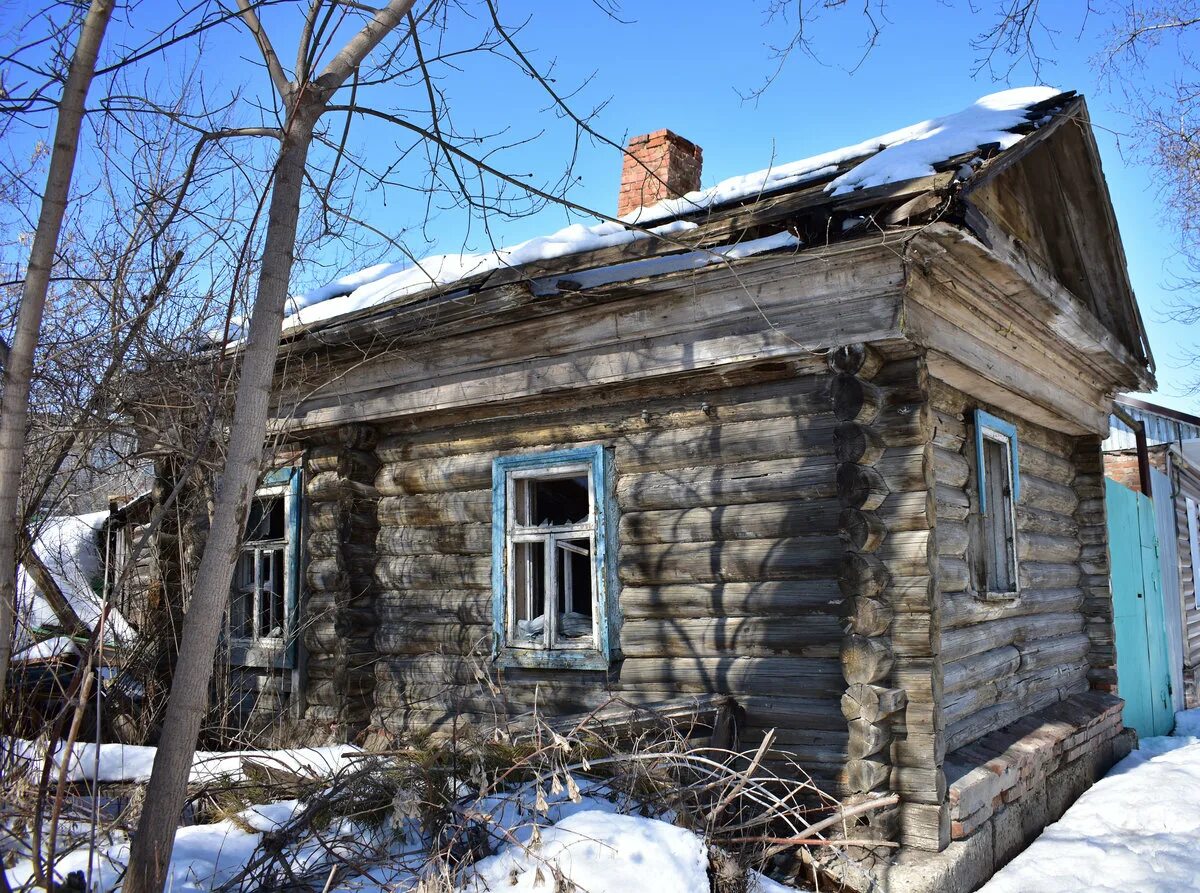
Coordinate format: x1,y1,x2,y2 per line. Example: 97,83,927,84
149,88,1156,891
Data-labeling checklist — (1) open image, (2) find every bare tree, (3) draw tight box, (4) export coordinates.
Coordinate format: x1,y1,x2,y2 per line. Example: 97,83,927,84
122,4,422,889
0,0,113,705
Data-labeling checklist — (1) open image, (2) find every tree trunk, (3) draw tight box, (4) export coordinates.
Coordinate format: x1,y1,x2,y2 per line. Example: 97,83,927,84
0,0,113,702
120,6,417,888
122,109,317,893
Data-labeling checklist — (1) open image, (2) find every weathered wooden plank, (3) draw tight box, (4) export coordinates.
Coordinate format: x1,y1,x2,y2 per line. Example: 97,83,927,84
619,499,840,545
307,502,378,533
1017,532,1080,564
940,611,1084,664
375,623,492,656
616,456,838,511
933,446,969,489
1018,561,1082,589
375,555,491,589
376,590,490,625
887,575,935,613
292,231,909,372
614,656,845,696
945,675,1089,752
1018,473,1080,516
620,617,844,659
619,537,842,585
377,491,492,525
943,657,1090,729
377,455,491,496
377,524,491,556
291,289,905,430
1016,505,1079,538
376,372,833,462
618,581,843,619
941,587,1083,630
938,557,970,594
908,263,1110,435
936,519,969,558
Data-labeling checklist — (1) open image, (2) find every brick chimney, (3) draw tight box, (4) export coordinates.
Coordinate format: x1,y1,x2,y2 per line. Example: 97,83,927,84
617,129,702,218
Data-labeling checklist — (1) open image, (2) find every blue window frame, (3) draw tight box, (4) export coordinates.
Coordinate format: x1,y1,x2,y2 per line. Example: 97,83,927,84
491,446,618,670
974,410,1020,595
229,466,301,669
974,410,1020,511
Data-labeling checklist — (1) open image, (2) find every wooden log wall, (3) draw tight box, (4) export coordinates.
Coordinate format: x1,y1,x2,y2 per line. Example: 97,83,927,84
359,355,922,793
830,344,927,856
116,522,159,631
301,425,382,740
930,381,1092,756
1075,437,1118,695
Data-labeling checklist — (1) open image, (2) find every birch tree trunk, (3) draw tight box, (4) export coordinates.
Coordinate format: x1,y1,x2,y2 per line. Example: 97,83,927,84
124,5,414,889
0,0,113,702
121,110,317,893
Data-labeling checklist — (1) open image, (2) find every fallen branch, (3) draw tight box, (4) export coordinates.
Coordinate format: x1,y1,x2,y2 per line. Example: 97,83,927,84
721,836,900,848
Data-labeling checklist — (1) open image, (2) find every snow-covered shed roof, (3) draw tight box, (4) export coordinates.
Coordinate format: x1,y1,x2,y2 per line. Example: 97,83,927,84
270,85,1152,389
14,511,135,659
279,86,1074,336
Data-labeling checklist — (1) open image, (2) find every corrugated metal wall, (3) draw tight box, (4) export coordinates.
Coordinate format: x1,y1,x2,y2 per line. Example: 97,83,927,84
1104,402,1200,452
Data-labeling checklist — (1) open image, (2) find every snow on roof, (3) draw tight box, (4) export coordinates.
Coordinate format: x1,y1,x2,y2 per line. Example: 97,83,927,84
11,635,79,664
281,86,1064,335
14,511,134,652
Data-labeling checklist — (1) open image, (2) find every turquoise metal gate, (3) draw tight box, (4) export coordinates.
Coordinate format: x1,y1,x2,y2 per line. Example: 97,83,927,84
1106,478,1174,737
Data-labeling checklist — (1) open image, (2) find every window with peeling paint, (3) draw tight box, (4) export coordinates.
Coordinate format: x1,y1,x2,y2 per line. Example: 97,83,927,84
492,447,618,670
973,410,1021,598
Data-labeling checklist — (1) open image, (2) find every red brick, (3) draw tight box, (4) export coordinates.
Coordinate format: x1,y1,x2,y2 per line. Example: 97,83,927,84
617,129,703,217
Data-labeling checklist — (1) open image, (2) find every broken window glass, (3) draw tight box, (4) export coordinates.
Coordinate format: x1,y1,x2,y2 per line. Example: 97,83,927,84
230,491,290,644
506,467,597,650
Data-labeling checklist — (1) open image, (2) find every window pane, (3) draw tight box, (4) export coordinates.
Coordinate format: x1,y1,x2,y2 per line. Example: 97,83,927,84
516,475,589,527
983,438,1016,592
230,553,255,639
259,548,285,638
246,496,285,541
513,541,546,643
556,538,594,643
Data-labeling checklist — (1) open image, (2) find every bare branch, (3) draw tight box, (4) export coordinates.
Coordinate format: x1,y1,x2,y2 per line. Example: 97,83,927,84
317,0,416,89
236,0,293,98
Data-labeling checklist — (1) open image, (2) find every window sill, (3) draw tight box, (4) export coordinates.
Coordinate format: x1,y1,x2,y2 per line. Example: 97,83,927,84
228,638,292,669
495,648,613,671
978,589,1021,603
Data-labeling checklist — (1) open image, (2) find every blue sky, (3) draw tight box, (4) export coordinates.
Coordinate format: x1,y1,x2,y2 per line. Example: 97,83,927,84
12,1,1199,413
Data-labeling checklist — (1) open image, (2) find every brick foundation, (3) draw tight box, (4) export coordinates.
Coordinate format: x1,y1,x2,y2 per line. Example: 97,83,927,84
882,692,1133,892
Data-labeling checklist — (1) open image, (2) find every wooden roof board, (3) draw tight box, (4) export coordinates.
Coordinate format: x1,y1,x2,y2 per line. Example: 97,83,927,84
961,96,1153,373
276,175,952,358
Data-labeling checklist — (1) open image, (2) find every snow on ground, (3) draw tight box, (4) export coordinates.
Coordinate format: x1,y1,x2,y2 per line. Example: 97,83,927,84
5,747,794,893
278,87,1062,335
461,810,709,893
5,801,310,893
14,511,134,652
455,807,793,893
980,707,1200,893
7,738,361,784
